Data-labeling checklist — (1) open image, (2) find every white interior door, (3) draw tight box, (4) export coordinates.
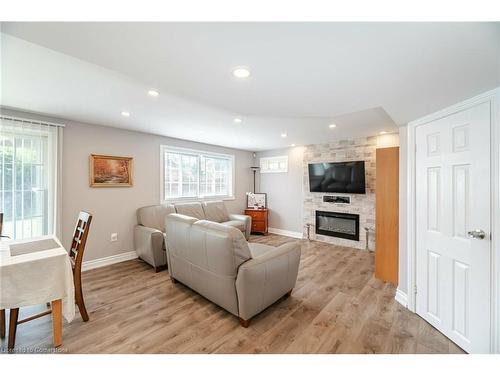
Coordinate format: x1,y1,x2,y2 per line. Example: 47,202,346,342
415,101,491,353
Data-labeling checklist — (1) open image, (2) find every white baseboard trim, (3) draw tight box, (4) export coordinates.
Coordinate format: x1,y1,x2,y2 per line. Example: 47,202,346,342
268,227,303,239
395,288,409,308
82,251,138,272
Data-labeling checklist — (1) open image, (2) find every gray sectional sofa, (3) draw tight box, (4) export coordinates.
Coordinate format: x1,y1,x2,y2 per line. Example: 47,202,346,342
134,201,251,271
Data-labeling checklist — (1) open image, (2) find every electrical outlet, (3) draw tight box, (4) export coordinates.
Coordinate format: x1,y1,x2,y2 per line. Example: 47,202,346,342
111,233,118,242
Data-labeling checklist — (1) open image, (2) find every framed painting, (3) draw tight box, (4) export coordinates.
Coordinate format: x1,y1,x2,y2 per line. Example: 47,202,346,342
89,154,133,187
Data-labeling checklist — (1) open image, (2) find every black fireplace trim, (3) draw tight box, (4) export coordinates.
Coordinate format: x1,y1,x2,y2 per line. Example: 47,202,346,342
315,210,360,241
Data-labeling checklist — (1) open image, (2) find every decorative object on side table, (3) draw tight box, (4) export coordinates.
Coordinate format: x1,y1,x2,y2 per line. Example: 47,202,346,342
246,192,267,209
244,208,268,235
90,154,133,187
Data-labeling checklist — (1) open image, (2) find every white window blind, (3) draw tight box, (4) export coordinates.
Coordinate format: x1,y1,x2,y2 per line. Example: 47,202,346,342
161,146,234,202
0,116,63,240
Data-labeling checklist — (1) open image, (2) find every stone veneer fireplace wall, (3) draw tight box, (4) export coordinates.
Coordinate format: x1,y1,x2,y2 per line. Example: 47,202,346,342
303,136,376,250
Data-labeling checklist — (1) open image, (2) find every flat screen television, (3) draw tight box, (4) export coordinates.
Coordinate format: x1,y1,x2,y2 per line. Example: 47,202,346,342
308,161,366,194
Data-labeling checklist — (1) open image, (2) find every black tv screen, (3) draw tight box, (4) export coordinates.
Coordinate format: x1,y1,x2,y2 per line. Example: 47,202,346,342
308,161,366,194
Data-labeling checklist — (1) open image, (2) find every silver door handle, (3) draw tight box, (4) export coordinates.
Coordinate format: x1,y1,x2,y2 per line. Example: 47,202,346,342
467,229,486,240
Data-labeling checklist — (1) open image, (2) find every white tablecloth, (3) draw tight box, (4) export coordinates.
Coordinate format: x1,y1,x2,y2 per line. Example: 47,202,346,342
0,235,75,322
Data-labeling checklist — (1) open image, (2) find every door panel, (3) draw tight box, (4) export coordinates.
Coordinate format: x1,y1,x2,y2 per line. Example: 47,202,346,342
452,260,469,339
415,101,491,353
427,250,441,320
452,164,469,238
427,167,441,231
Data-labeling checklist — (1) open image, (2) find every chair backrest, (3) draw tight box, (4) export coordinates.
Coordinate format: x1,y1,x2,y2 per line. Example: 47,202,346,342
136,204,175,232
165,213,251,315
174,202,206,220
202,201,230,223
0,212,8,238
70,211,93,270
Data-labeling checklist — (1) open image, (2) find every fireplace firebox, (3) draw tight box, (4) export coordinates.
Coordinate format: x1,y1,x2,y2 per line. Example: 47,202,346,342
315,210,360,241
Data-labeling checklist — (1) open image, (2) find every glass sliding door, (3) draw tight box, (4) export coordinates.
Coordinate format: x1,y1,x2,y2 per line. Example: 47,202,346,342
0,116,62,240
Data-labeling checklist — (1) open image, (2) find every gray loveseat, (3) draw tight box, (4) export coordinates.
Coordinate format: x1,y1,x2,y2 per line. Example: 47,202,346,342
134,201,251,271
165,213,301,326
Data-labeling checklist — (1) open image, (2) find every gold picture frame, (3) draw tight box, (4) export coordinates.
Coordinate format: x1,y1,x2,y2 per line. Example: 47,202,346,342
89,154,133,187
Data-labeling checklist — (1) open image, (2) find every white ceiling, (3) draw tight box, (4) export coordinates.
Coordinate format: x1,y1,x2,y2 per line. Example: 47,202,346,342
1,22,499,151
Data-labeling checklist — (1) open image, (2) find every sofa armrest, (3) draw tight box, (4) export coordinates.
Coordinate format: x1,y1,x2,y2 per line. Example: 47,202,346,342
134,225,167,268
229,214,252,240
235,242,301,320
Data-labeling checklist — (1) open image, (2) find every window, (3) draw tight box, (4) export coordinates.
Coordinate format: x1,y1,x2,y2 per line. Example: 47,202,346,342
0,116,62,240
260,155,288,173
161,146,234,202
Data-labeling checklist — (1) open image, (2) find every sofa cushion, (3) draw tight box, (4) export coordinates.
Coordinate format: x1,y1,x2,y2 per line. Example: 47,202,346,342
137,204,175,232
174,202,206,220
189,220,252,274
248,243,275,258
203,201,230,223
165,213,199,251
221,220,245,232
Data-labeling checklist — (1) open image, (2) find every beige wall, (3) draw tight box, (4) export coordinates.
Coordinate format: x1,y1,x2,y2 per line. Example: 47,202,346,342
256,147,304,233
63,121,255,261
2,108,254,262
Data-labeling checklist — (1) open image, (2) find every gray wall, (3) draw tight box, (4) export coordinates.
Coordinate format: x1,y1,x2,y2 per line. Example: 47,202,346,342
256,147,304,233
2,108,254,262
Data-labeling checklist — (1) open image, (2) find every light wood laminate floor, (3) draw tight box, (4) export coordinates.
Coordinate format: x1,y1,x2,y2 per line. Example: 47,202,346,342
0,234,465,354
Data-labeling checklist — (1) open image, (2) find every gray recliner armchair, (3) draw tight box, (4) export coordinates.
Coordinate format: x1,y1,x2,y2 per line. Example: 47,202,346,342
165,213,301,327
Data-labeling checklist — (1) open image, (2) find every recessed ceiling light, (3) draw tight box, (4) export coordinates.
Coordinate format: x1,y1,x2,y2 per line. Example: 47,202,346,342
329,124,337,129
234,118,242,123
121,111,130,117
379,131,387,135
291,144,296,147
232,66,251,79
148,89,159,97
281,133,287,138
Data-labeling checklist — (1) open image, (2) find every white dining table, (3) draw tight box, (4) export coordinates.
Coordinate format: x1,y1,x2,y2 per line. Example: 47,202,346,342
0,235,75,348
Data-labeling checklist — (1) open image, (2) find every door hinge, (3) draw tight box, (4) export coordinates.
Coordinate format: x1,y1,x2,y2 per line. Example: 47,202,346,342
414,285,417,295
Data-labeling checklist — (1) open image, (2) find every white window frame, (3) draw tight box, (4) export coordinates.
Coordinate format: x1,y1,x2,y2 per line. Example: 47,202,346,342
0,115,63,240
160,145,235,203
260,155,288,173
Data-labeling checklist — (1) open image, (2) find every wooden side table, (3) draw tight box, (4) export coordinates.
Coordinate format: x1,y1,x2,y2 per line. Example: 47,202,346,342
244,208,269,235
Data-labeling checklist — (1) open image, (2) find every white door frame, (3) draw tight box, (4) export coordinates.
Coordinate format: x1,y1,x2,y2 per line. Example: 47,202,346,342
404,87,500,353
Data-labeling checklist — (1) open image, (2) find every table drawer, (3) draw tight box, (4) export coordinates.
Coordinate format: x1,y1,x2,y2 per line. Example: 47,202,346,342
251,221,266,232
245,211,267,220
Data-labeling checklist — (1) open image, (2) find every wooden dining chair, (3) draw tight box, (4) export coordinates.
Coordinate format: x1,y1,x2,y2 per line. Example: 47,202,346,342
69,211,93,322
0,212,7,340
0,212,92,350
0,212,9,239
